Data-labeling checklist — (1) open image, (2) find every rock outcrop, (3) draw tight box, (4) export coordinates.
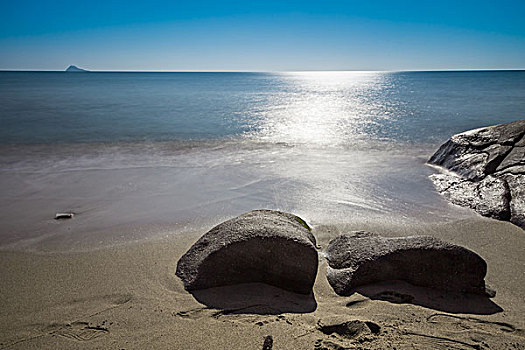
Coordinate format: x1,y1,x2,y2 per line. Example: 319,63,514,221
428,119,525,228
324,231,492,296
176,210,318,294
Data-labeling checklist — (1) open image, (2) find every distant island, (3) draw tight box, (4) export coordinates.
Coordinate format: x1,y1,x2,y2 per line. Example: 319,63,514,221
65,65,89,72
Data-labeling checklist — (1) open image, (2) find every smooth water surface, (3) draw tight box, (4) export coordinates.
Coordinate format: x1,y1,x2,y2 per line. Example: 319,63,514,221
1,71,524,250
1,71,524,145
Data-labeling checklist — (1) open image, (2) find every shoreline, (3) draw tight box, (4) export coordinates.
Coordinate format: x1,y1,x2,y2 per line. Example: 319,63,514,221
0,138,481,252
1,217,524,349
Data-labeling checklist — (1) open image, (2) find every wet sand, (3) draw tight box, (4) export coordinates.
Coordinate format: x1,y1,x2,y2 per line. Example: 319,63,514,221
1,217,524,349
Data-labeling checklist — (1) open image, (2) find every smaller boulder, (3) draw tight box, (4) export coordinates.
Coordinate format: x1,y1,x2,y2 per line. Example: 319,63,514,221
176,210,318,294
325,231,491,296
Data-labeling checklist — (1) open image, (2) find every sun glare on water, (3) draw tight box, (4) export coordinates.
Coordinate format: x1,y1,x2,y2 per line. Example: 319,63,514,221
254,71,393,147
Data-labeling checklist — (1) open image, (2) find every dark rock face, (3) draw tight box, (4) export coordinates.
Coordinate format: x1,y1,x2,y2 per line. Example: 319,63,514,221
176,210,318,294
324,231,490,296
428,119,525,228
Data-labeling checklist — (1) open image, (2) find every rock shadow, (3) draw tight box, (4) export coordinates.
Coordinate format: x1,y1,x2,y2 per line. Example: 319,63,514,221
352,280,502,315
190,282,317,315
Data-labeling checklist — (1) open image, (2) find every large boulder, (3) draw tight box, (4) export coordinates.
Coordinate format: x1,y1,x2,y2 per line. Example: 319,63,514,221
429,174,511,220
428,119,525,228
507,174,525,228
324,231,491,296
176,210,318,294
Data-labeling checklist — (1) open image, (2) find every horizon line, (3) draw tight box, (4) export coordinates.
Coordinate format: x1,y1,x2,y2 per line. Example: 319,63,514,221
1,68,524,73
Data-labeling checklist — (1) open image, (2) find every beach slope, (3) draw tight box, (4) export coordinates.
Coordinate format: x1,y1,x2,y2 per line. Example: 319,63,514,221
1,218,524,349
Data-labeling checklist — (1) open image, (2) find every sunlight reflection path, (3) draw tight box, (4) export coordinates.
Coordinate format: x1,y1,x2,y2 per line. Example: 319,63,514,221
250,71,399,147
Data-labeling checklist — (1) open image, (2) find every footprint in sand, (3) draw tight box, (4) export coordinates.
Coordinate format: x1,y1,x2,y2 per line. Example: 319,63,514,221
255,314,293,327
427,314,522,336
345,297,370,309
371,290,414,304
318,320,380,339
174,305,294,327
70,293,133,307
313,320,381,349
2,294,131,349
47,294,131,341
55,321,109,341
173,306,212,318
314,338,347,350
174,305,266,320
397,314,525,349
400,332,485,350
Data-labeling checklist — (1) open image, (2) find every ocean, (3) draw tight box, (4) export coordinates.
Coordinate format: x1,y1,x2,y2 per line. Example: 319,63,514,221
1,71,524,250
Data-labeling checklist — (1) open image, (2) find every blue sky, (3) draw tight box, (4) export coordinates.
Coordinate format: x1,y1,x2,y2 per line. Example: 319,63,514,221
1,0,524,71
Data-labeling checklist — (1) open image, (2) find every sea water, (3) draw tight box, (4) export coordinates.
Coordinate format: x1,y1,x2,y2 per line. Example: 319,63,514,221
1,71,524,249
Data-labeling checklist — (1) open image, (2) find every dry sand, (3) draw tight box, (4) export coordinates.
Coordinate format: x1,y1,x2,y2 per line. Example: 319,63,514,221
1,217,524,349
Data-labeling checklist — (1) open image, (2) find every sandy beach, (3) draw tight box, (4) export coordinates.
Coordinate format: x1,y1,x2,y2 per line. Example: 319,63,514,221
1,72,524,349
1,217,523,349
2,0,525,345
